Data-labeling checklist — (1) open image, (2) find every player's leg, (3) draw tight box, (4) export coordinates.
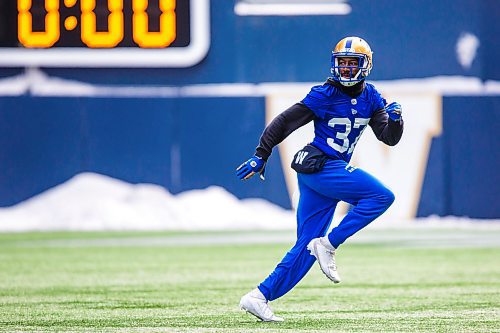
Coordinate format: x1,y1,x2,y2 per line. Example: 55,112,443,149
301,159,395,249
257,178,338,301
327,165,394,249
241,179,337,320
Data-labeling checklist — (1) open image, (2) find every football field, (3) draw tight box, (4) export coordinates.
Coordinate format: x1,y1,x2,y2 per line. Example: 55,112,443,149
0,229,499,332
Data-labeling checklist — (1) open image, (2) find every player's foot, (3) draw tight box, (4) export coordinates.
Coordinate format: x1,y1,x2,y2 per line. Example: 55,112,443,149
240,288,284,322
307,238,341,283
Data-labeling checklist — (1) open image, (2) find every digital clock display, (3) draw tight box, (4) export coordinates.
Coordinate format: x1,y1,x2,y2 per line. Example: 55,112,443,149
0,0,210,67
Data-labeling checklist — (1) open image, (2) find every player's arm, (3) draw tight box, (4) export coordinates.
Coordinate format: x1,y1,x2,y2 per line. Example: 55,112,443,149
236,103,315,180
369,102,404,146
255,103,315,160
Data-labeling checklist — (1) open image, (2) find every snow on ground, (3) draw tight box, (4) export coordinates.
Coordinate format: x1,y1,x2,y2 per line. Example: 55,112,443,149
0,173,497,232
0,173,295,232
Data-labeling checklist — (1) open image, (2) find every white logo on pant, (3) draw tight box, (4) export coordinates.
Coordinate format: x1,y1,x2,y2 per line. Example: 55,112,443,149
345,165,357,173
295,151,309,165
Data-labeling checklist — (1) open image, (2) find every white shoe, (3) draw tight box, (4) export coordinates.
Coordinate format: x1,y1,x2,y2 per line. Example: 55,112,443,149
307,238,341,283
239,288,284,322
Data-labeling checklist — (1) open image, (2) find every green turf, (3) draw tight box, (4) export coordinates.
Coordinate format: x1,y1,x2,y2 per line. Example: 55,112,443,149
0,231,498,332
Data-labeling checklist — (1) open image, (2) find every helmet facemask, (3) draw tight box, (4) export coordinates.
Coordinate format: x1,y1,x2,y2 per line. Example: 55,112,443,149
331,53,370,86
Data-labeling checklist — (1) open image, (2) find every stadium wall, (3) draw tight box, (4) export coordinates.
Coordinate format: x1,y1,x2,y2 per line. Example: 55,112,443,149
0,94,498,219
0,96,290,209
417,96,500,219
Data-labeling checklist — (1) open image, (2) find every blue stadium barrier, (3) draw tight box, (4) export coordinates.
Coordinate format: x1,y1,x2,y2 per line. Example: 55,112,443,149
417,96,500,219
0,96,290,209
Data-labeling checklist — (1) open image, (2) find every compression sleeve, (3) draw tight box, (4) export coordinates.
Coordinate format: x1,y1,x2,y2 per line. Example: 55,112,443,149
255,103,315,160
369,108,404,146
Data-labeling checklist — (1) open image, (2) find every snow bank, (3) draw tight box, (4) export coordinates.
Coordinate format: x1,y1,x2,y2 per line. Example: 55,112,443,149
0,173,295,232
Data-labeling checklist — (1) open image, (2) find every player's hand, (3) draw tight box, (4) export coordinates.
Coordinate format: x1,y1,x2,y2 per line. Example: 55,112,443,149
236,156,266,180
385,102,402,121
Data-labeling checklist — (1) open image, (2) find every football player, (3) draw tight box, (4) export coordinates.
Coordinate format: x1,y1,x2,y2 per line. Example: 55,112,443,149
236,36,404,322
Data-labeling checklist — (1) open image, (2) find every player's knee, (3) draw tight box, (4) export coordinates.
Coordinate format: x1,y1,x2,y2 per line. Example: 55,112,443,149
373,187,395,209
380,188,395,208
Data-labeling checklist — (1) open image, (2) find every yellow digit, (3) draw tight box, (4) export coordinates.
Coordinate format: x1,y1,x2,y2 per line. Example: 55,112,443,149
133,0,176,48
81,0,124,48
18,0,60,48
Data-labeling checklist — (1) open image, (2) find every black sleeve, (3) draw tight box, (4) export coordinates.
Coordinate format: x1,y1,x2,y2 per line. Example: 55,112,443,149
369,108,404,146
255,103,315,160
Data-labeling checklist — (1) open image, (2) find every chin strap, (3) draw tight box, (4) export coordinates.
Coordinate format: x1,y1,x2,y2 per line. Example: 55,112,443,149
329,79,365,97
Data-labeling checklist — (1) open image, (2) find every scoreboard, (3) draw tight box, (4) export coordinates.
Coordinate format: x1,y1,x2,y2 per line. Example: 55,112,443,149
0,0,210,67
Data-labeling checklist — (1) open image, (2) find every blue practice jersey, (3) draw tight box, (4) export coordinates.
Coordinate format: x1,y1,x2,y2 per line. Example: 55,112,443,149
302,82,386,162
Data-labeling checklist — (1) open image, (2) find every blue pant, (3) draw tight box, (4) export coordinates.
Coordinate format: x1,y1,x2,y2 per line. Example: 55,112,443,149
258,159,395,301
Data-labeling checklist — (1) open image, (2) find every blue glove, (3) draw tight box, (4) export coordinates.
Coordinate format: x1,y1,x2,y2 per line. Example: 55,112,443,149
385,102,402,121
236,156,266,180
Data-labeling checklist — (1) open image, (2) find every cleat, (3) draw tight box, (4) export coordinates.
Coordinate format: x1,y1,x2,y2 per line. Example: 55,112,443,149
307,238,341,283
239,288,284,322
